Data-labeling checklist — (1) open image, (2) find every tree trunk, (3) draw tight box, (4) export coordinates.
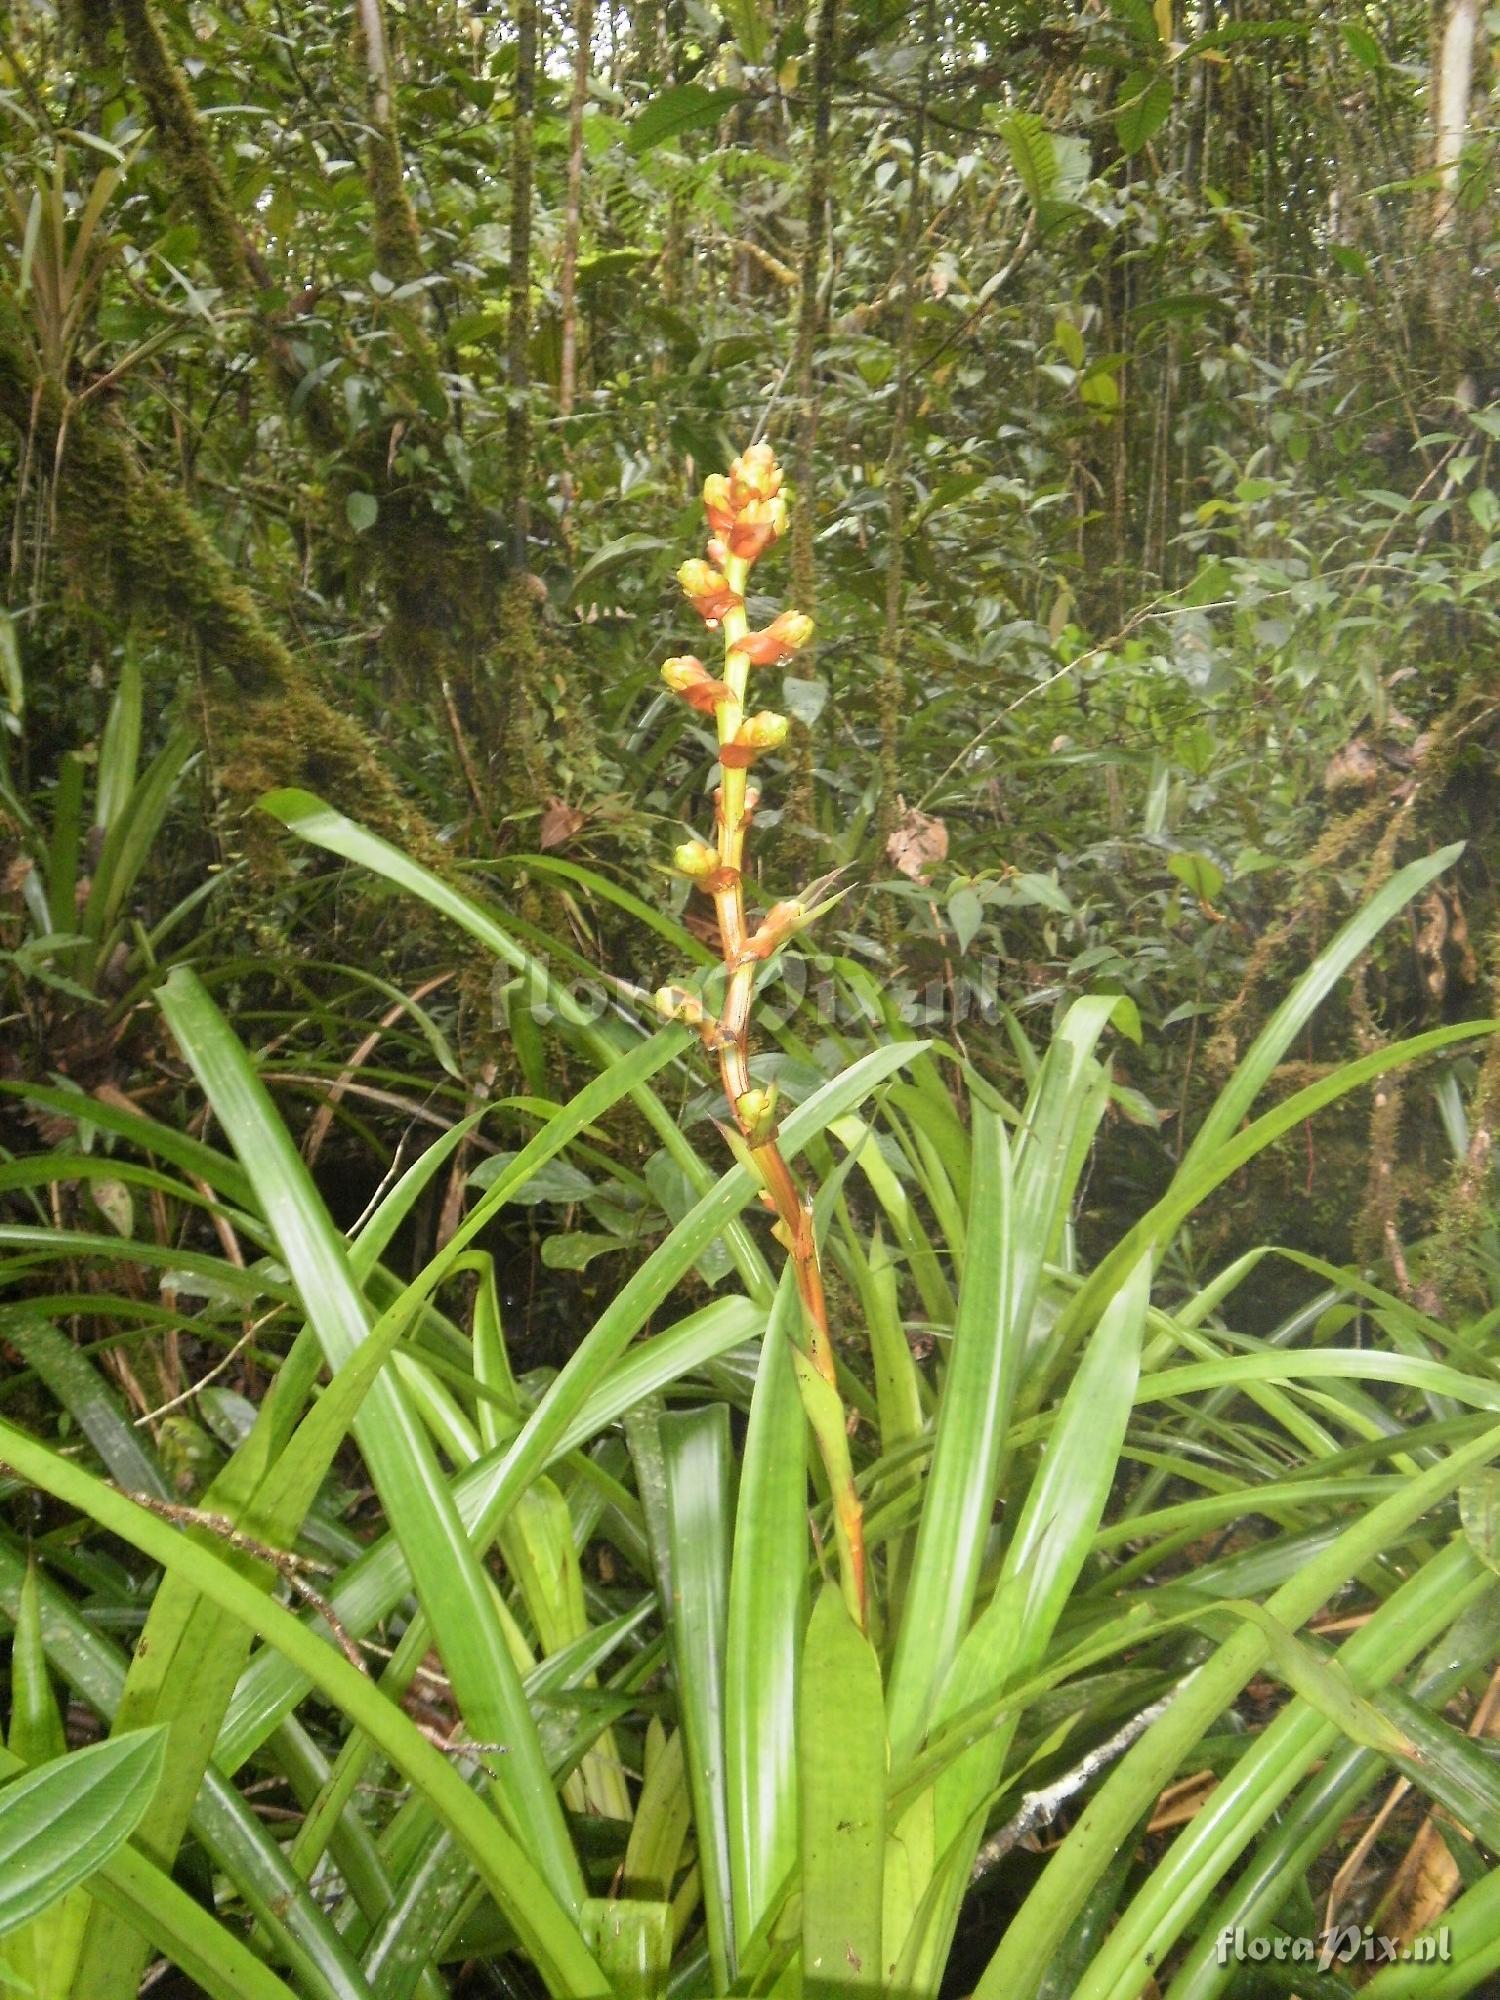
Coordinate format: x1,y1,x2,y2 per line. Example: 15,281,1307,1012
0,333,454,891
1432,0,1480,239
557,0,594,535
782,0,840,875
104,0,503,792
113,0,266,292
497,0,551,828
354,0,425,286
506,0,538,568
876,0,936,861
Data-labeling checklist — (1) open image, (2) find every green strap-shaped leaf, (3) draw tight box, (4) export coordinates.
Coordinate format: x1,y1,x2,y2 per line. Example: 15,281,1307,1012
659,1403,736,1988
7,1316,170,1502
7,1562,66,1769
580,1898,673,2000
977,1428,1500,2000
724,1272,807,1946
1047,1018,1496,1377
0,1420,607,1998
5,1562,85,2000
801,1586,885,1992
258,786,769,1294
1182,844,1462,1174
218,1037,930,1777
884,1103,1013,1764
156,966,585,1916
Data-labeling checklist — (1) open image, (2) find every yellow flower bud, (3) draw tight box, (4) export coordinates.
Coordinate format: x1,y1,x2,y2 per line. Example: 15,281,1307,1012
661,654,706,692
729,442,784,507
739,710,790,751
677,559,742,626
703,474,735,534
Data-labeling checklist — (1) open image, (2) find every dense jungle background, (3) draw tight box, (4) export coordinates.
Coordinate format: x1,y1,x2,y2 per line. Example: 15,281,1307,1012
6,0,1500,1308
3,0,1500,1994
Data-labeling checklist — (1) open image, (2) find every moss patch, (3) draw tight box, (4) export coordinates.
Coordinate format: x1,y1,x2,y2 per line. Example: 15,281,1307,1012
0,331,451,875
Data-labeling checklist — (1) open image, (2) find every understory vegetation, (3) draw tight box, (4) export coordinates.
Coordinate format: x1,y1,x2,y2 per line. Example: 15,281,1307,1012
2,0,1500,1993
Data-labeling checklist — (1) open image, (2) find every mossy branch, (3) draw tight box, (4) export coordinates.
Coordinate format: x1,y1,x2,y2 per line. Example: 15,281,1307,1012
113,0,266,293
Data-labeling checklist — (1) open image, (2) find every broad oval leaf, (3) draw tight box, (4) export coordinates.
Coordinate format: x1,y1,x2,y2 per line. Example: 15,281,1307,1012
567,531,669,601
1342,21,1384,70
626,84,744,158
719,0,769,65
0,1728,166,1937
996,110,1057,205
1116,69,1173,156
947,885,983,955
1167,850,1225,905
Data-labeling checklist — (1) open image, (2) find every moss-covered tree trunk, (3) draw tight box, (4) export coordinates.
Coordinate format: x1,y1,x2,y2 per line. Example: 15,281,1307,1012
875,0,935,871
782,0,839,878
354,0,425,287
494,0,551,830
100,0,550,833
0,332,451,870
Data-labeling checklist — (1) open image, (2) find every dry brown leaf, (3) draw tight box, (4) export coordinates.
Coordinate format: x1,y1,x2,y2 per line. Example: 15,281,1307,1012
886,799,949,881
1415,888,1450,1001
538,797,587,850
1379,1816,1462,1947
1148,1770,1218,1833
1447,883,1478,987
1377,1657,1500,1951
1414,886,1476,1002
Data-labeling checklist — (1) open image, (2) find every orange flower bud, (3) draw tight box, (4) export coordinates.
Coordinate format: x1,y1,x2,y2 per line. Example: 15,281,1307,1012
728,494,788,561
737,609,814,667
720,709,790,768
677,559,742,627
674,839,719,878
661,655,732,714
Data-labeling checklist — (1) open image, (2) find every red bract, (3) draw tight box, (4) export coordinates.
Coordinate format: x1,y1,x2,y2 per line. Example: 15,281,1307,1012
737,611,814,667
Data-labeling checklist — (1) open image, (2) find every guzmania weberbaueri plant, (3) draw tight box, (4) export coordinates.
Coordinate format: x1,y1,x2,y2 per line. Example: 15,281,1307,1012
653,443,868,1629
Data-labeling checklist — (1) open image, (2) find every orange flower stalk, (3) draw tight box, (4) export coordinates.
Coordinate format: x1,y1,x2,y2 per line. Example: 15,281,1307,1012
655,442,867,1630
